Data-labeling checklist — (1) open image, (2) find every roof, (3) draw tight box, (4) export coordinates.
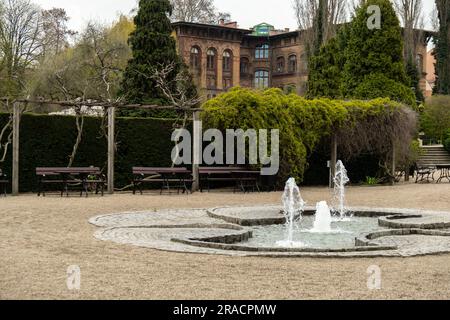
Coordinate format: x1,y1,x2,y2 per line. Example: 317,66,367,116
172,21,252,34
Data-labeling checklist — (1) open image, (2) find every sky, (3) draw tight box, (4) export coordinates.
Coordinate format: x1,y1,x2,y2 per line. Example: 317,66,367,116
34,0,437,32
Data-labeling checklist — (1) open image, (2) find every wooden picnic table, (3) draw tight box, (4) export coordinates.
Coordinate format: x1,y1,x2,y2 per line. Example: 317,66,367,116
232,170,261,193
36,167,105,197
198,167,260,193
436,165,450,183
132,167,192,195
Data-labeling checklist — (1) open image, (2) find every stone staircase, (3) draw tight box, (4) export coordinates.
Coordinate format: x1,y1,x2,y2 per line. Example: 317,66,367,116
417,145,450,167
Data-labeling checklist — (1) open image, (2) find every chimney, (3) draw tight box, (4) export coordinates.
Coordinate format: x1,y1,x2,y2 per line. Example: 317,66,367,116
219,18,225,26
224,21,238,28
285,28,290,32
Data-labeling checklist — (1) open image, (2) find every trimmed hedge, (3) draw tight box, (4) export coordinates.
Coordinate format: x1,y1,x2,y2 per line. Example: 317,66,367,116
0,113,177,192
445,130,450,153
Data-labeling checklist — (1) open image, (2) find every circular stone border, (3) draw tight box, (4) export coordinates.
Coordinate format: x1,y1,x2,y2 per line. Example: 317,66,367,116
91,205,450,258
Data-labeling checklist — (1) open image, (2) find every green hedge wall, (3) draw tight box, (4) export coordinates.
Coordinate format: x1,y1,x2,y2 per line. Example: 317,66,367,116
445,130,450,153
0,113,177,192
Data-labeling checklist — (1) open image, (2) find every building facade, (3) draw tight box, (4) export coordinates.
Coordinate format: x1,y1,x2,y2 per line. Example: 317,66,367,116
172,21,432,99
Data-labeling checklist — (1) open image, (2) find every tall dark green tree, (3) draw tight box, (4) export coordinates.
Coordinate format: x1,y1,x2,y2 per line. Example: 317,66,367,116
307,23,351,99
307,38,343,99
119,0,179,112
434,0,450,94
312,0,327,55
405,57,424,102
341,0,415,106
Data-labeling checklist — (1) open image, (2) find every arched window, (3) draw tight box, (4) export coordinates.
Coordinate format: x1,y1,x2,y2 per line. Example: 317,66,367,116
190,46,201,69
240,57,249,74
223,50,232,72
276,57,285,73
255,44,269,59
255,70,269,89
207,48,217,70
288,55,297,73
416,54,424,74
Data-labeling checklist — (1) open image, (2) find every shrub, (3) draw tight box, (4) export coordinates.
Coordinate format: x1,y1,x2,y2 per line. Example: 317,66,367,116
352,73,417,108
202,87,417,185
420,95,450,143
445,130,450,153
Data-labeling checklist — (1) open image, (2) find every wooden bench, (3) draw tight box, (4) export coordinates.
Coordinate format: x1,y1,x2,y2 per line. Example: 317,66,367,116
199,167,261,193
132,167,193,195
436,164,450,183
36,167,105,197
0,169,8,196
414,164,436,184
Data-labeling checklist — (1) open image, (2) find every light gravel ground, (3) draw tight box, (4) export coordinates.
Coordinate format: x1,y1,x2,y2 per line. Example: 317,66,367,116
0,182,449,300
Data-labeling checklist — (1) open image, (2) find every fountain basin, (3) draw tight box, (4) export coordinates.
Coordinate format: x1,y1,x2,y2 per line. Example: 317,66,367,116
90,206,450,258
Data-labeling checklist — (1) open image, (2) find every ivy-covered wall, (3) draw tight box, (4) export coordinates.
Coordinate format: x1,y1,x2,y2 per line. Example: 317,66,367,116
0,113,177,192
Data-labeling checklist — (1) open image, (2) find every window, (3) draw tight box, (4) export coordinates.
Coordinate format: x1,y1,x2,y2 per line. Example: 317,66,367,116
223,78,232,90
276,57,285,73
240,57,249,74
190,47,201,69
255,44,269,59
223,50,232,72
255,70,269,89
207,75,216,89
207,49,216,70
288,55,297,73
416,54,424,74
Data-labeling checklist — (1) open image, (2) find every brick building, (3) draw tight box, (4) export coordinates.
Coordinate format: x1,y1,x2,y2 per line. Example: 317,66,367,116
172,20,432,99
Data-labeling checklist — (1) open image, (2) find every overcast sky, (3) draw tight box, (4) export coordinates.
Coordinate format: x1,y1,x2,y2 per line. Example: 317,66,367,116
34,0,436,32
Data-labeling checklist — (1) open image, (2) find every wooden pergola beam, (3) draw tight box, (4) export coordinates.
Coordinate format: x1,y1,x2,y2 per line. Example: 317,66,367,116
0,98,202,112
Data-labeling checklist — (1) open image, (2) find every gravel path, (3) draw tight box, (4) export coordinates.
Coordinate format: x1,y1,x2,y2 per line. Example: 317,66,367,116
0,182,449,300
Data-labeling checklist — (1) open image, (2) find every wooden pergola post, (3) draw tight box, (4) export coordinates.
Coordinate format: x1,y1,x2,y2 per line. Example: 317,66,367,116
107,107,115,194
12,102,20,196
329,134,338,188
192,111,201,192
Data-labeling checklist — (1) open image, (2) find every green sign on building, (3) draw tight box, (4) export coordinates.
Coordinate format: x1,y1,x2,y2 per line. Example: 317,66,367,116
253,23,274,36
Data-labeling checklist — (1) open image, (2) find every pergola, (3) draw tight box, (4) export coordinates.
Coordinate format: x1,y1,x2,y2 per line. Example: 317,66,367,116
0,98,399,195
0,98,203,195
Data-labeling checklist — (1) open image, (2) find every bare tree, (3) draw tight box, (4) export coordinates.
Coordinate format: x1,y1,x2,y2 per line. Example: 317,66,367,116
293,0,348,56
170,0,230,24
150,62,202,110
149,62,202,166
0,100,12,164
0,0,43,97
0,99,34,165
430,4,440,31
41,8,76,56
393,0,425,61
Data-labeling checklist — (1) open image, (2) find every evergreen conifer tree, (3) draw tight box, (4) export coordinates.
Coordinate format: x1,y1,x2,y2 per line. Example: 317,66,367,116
119,0,180,116
341,0,415,105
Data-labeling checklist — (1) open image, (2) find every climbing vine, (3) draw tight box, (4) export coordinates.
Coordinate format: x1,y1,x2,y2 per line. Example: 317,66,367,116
202,87,418,184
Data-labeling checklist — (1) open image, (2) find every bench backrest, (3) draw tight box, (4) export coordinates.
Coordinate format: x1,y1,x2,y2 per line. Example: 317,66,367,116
36,167,101,175
132,167,189,175
199,167,248,174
